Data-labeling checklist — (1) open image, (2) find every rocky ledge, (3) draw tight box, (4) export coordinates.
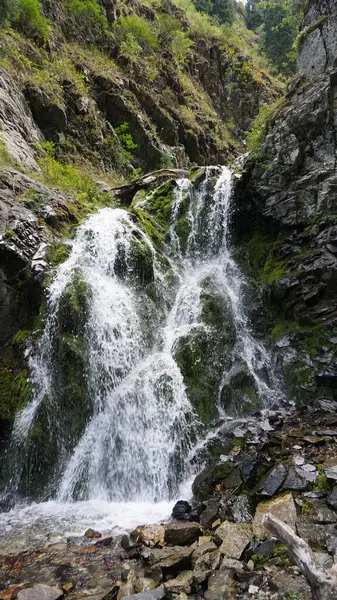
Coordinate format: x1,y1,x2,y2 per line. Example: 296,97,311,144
2,407,337,600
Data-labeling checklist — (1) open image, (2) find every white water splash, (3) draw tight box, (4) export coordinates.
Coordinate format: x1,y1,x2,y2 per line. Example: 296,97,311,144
0,166,283,545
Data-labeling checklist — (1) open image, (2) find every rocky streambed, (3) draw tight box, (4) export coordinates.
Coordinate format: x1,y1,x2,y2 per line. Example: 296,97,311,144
2,405,337,600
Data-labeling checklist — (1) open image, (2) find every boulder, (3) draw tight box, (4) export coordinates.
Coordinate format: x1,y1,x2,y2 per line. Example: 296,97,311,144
191,541,218,567
137,525,165,547
193,550,221,584
143,546,193,572
200,499,221,528
253,464,287,497
327,487,337,511
296,518,336,547
17,586,63,600
215,521,253,559
164,521,202,546
84,528,101,539
164,571,194,597
253,493,297,538
230,495,253,523
205,568,235,600
171,500,192,521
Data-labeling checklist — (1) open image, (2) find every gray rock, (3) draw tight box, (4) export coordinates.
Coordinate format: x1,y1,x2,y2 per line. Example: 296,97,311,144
327,487,337,511
200,499,220,528
283,467,308,491
230,495,253,523
254,464,287,496
164,521,202,546
296,518,336,546
17,585,63,600
164,570,194,597
215,521,253,559
120,586,165,600
191,541,218,567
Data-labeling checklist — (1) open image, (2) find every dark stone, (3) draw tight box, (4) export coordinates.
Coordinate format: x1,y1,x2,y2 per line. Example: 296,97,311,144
171,500,192,521
223,467,242,489
254,464,287,497
238,454,257,481
164,521,202,546
327,487,337,511
282,467,309,491
200,499,220,528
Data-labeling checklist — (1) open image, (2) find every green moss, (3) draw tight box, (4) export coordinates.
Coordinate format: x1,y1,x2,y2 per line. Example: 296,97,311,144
49,243,71,266
12,329,31,345
0,356,31,421
314,466,331,493
174,215,190,253
244,232,286,285
189,166,206,184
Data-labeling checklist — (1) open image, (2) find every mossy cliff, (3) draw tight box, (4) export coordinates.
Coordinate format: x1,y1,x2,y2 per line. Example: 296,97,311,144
234,0,337,407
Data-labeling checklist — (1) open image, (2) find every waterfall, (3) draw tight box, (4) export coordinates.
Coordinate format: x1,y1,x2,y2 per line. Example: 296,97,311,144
0,166,283,541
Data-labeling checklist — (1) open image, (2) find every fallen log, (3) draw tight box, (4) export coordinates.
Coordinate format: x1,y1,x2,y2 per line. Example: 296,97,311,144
263,513,337,600
111,168,190,204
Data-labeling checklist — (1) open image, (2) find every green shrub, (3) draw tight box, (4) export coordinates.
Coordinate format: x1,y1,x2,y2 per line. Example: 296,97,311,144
115,15,159,53
120,33,143,62
13,0,50,43
171,31,194,66
66,0,108,37
115,122,137,163
0,0,18,26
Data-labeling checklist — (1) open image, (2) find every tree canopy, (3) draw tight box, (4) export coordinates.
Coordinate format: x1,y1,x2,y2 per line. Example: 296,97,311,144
193,0,235,25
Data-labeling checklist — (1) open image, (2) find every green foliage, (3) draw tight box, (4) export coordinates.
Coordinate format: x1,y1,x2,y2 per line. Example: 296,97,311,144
115,122,137,163
314,466,330,493
49,243,71,266
120,33,143,62
246,0,302,75
193,0,235,25
35,142,115,220
246,98,284,158
171,30,194,66
66,0,108,38
12,0,50,43
0,133,15,166
115,15,159,53
0,0,18,26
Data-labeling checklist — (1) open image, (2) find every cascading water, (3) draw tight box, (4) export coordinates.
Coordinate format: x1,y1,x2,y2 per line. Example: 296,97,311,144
0,166,283,546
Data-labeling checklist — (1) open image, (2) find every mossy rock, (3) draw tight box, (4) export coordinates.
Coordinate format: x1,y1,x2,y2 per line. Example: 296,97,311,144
58,269,91,334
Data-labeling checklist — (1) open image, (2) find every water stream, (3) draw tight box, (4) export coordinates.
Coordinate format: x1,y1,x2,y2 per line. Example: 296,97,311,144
0,166,283,549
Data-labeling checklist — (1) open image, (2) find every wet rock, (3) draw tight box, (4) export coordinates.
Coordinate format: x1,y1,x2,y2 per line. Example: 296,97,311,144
171,500,191,521
200,499,221,528
17,586,63,600
85,528,102,539
164,570,194,597
229,495,253,523
238,453,257,481
253,464,287,497
120,586,165,600
137,525,165,547
215,521,253,559
253,493,297,538
121,532,140,551
164,521,201,546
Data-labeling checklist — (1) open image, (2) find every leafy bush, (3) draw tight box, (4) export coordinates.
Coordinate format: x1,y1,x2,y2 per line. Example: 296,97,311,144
13,0,50,43
193,0,235,25
115,15,159,53
246,99,283,158
66,0,108,37
171,31,194,66
115,122,137,162
120,33,143,63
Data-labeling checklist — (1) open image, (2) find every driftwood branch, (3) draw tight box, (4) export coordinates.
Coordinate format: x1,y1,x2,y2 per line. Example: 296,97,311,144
111,169,189,204
263,514,337,600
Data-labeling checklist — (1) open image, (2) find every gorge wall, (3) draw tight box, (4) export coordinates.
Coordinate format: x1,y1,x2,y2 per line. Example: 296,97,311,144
235,0,337,408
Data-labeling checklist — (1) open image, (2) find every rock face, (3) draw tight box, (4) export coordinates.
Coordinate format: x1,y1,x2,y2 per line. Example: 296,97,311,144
235,0,337,406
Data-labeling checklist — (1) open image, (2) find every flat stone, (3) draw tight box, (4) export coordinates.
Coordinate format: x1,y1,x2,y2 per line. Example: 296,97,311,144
17,586,63,600
215,521,253,559
164,521,201,546
282,467,308,491
254,464,287,497
324,465,337,480
120,586,165,600
306,499,337,523
144,546,193,571
253,493,297,538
